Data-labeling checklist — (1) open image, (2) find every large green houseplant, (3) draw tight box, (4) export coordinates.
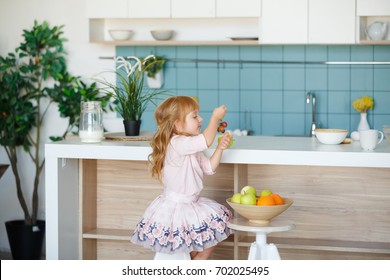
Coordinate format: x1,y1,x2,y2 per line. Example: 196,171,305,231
0,21,108,259
97,55,167,136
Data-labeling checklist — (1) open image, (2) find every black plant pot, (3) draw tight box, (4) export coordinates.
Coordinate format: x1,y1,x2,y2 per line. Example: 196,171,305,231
5,220,45,260
123,120,141,136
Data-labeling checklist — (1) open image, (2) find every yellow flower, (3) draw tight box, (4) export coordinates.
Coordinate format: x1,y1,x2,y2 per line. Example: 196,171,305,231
352,96,374,113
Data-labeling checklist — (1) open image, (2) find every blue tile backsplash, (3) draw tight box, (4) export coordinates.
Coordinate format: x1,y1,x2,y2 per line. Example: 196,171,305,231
117,45,390,136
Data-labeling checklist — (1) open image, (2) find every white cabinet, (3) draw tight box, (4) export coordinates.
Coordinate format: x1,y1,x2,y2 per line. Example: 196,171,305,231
86,0,128,18
216,0,261,17
128,0,171,18
171,0,215,18
261,0,355,44
261,0,307,44
308,0,355,44
357,0,390,43
357,0,390,15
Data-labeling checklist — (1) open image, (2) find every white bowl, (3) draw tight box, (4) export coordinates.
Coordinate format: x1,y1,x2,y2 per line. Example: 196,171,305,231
315,129,348,145
150,30,174,41
108,30,133,41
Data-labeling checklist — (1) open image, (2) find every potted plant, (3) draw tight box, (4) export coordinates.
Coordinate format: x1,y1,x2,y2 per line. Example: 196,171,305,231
142,55,166,89
0,21,108,259
97,55,168,136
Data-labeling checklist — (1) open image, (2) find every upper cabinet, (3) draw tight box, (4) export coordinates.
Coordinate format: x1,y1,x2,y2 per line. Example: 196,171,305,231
357,0,390,15
86,0,390,45
357,0,390,43
86,0,128,18
216,0,261,17
261,0,307,44
171,0,215,18
308,0,355,44
261,0,355,44
128,0,171,18
86,0,170,18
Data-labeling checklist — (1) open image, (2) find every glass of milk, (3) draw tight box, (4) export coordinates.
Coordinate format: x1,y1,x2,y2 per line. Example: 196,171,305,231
79,101,104,143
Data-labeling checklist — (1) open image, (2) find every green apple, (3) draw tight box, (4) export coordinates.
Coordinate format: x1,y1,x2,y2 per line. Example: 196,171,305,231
260,189,273,197
240,193,257,205
218,135,234,148
240,186,257,197
230,193,242,204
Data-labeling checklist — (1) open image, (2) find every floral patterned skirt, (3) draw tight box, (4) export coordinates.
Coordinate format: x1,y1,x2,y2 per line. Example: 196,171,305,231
131,189,234,254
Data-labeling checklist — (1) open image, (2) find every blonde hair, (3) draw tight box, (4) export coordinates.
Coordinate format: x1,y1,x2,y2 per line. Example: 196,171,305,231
149,96,199,180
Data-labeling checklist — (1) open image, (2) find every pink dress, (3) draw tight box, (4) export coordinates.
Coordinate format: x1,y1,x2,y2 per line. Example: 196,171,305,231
131,134,233,254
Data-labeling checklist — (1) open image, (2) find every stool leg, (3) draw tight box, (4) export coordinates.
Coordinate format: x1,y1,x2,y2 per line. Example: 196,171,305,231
262,244,281,260
248,232,267,260
248,242,258,260
248,233,281,260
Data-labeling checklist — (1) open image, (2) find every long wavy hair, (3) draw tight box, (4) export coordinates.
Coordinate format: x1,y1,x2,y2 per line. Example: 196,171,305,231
149,96,199,180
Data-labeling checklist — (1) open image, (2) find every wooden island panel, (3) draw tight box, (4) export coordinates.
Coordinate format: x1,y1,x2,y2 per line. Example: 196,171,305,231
81,160,390,260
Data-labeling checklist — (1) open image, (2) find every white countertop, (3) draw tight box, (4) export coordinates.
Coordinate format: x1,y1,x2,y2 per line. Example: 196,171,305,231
45,136,390,168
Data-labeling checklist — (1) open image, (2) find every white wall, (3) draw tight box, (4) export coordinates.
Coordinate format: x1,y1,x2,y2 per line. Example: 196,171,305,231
0,0,115,252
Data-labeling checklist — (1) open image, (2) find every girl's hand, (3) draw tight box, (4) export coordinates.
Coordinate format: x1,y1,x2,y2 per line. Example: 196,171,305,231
217,133,232,150
212,105,227,121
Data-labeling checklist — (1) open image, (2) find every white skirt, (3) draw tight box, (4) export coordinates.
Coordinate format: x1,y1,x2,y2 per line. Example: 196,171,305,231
131,189,234,254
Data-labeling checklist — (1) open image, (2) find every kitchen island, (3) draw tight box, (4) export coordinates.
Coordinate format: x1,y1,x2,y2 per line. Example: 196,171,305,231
45,136,390,260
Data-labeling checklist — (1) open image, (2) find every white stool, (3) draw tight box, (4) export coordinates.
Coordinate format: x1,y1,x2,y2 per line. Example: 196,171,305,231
227,218,294,260
154,252,191,260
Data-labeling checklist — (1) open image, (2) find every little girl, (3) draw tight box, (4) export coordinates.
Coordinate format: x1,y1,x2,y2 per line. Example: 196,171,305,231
131,96,234,260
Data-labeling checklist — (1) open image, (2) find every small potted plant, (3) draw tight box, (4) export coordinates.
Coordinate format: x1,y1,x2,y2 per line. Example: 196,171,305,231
142,55,166,89
352,95,374,131
97,55,168,136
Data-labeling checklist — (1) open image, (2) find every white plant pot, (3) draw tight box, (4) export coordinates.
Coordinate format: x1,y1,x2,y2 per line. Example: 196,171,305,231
146,71,164,89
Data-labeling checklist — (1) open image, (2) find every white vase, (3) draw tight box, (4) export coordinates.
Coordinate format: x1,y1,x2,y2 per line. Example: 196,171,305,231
357,112,370,131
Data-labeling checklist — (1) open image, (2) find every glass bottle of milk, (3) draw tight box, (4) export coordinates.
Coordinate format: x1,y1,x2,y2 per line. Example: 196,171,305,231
79,101,104,143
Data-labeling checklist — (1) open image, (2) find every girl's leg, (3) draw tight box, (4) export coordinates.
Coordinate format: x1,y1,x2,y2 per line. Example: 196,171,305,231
191,246,215,260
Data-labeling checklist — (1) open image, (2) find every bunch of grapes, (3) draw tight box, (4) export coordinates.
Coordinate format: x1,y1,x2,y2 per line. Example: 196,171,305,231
217,121,228,133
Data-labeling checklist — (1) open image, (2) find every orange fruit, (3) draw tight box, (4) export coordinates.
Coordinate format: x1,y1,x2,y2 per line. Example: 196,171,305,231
256,195,276,206
271,193,284,205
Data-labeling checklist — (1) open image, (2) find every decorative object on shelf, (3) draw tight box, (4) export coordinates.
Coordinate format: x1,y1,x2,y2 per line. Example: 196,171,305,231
365,22,388,41
108,29,133,41
142,55,166,89
97,55,168,136
79,101,104,143
352,95,374,131
150,30,174,41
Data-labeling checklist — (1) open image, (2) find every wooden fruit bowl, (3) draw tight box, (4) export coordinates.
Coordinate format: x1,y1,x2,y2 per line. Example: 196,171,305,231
226,198,293,226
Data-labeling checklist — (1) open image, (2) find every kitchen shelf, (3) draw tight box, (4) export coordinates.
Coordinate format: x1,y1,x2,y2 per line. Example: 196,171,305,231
91,40,259,46
359,40,390,45
83,228,236,245
83,228,131,241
